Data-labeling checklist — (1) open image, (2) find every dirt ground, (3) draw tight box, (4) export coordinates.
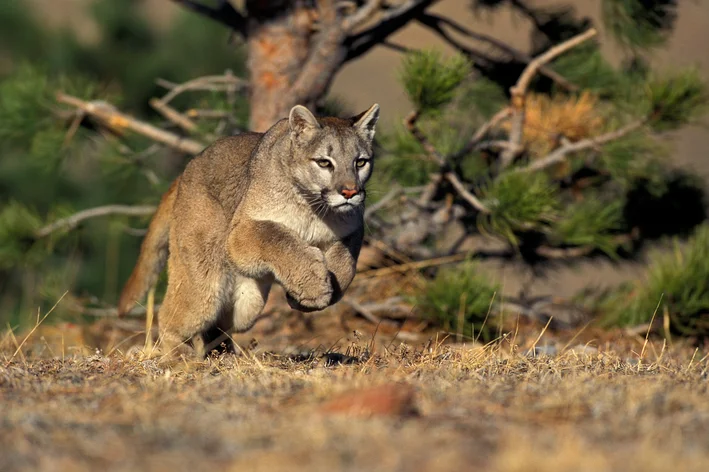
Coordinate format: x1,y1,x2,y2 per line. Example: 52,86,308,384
2,308,709,472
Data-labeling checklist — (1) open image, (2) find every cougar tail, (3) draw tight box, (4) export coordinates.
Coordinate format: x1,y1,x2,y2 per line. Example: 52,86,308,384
117,177,180,317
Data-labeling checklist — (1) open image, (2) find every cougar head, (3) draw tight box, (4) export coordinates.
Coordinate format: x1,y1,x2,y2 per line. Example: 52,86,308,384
288,103,380,214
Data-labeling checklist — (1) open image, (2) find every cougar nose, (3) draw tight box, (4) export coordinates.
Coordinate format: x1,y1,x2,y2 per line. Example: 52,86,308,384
340,187,358,199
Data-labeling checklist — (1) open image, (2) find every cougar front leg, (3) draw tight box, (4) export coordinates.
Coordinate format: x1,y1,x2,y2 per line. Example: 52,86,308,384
323,226,363,305
227,219,332,311
284,226,363,312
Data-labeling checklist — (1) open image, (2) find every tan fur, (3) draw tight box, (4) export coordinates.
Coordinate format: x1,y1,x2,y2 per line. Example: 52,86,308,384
117,104,380,357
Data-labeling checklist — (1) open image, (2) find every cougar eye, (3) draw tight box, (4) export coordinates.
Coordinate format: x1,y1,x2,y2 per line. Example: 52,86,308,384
315,159,332,168
355,159,368,168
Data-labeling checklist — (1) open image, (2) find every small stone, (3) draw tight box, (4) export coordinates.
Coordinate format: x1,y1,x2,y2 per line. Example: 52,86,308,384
319,383,418,417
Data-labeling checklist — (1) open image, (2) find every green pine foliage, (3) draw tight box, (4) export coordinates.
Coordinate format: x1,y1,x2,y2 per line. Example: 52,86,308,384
602,0,676,50
400,50,471,114
600,224,709,337
0,3,245,328
377,4,708,339
478,172,559,246
548,196,626,257
413,262,500,341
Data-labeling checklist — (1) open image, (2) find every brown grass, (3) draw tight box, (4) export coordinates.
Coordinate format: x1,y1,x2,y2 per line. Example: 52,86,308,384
2,308,709,472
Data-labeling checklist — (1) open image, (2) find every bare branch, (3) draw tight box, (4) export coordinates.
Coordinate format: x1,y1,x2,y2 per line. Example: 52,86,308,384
355,252,479,279
345,0,440,62
364,186,403,220
169,0,247,37
501,28,598,169
513,28,597,97
450,107,512,161
515,120,646,174
404,111,490,214
442,173,490,214
342,0,383,32
157,73,248,105
56,93,207,155
36,205,157,238
149,98,199,133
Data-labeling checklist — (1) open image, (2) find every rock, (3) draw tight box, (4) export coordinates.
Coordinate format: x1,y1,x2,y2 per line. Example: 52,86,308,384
319,383,418,418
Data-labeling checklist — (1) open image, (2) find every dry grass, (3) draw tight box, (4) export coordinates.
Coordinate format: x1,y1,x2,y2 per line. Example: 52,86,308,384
2,309,709,472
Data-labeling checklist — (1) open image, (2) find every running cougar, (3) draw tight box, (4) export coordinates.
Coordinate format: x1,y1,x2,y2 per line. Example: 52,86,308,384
117,104,380,357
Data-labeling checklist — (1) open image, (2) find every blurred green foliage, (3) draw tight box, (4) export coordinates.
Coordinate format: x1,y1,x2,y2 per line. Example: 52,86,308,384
0,1,243,328
413,262,500,342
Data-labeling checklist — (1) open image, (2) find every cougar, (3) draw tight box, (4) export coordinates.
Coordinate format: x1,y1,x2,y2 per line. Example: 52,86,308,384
117,104,380,357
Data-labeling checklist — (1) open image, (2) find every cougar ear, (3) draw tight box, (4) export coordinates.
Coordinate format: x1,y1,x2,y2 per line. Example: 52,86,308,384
289,105,321,144
351,103,380,142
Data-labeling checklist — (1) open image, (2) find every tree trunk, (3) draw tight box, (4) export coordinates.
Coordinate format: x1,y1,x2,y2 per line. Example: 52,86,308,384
245,1,347,132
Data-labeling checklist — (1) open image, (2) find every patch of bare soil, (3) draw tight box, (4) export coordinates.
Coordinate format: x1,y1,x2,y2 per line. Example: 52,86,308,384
2,314,709,472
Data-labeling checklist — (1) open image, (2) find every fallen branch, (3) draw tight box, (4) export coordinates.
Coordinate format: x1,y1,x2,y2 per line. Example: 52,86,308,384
356,252,471,279
56,93,207,155
36,205,157,238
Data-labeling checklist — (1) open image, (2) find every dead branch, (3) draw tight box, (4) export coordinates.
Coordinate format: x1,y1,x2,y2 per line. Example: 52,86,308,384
149,98,199,133
76,304,159,318
515,120,646,173
343,297,388,325
442,173,490,214
355,252,471,279
364,186,403,220
36,205,157,238
56,93,207,155
450,107,512,161
345,0,440,61
500,28,598,169
156,72,248,105
511,28,598,99
169,0,247,37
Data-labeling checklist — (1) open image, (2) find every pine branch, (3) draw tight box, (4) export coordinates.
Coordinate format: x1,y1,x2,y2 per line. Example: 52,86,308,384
417,13,578,91
345,0,440,62
169,0,247,37
515,119,646,174
501,28,598,169
56,93,207,155
35,205,157,238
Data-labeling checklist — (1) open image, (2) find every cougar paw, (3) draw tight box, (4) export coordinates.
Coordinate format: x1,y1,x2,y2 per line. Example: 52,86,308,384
286,290,332,312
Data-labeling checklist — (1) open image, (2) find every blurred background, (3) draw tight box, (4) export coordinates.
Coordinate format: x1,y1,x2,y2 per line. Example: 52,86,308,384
1,0,708,345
